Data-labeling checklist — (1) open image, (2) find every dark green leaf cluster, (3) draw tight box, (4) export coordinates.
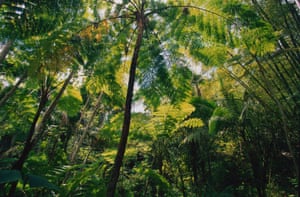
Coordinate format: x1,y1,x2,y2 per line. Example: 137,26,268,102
0,169,59,196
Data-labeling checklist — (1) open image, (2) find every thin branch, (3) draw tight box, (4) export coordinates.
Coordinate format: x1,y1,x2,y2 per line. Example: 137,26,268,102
70,91,103,163
0,73,27,108
124,24,138,56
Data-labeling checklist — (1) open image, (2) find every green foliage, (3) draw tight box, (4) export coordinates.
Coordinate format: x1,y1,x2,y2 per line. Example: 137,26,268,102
25,174,59,191
190,97,216,123
144,169,170,192
222,2,267,29
137,42,177,108
191,45,229,66
146,102,205,138
209,107,234,135
0,0,83,40
178,118,204,129
241,25,280,56
0,0,299,196
58,162,107,197
58,86,83,117
0,170,59,194
170,65,193,103
58,95,82,117
0,170,21,184
0,87,36,141
153,102,195,122
129,113,152,142
223,1,281,56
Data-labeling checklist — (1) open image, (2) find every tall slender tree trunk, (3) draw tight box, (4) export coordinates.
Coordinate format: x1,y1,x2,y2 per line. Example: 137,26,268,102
8,86,49,197
8,71,74,196
106,7,145,197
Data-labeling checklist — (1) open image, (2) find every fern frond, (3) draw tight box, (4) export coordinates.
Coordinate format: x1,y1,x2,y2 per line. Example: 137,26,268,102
153,102,195,122
208,107,234,135
178,118,204,129
181,128,205,144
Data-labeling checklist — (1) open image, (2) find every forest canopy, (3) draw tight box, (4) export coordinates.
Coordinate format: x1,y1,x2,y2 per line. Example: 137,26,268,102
0,0,299,196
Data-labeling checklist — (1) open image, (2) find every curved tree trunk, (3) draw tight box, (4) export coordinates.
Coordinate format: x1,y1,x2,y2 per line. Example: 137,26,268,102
106,7,145,197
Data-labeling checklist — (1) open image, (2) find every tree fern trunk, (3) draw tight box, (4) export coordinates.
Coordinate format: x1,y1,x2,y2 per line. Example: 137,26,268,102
106,8,145,197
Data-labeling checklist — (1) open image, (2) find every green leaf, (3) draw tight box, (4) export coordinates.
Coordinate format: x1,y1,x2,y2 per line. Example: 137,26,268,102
26,174,60,191
0,158,17,168
0,170,22,184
